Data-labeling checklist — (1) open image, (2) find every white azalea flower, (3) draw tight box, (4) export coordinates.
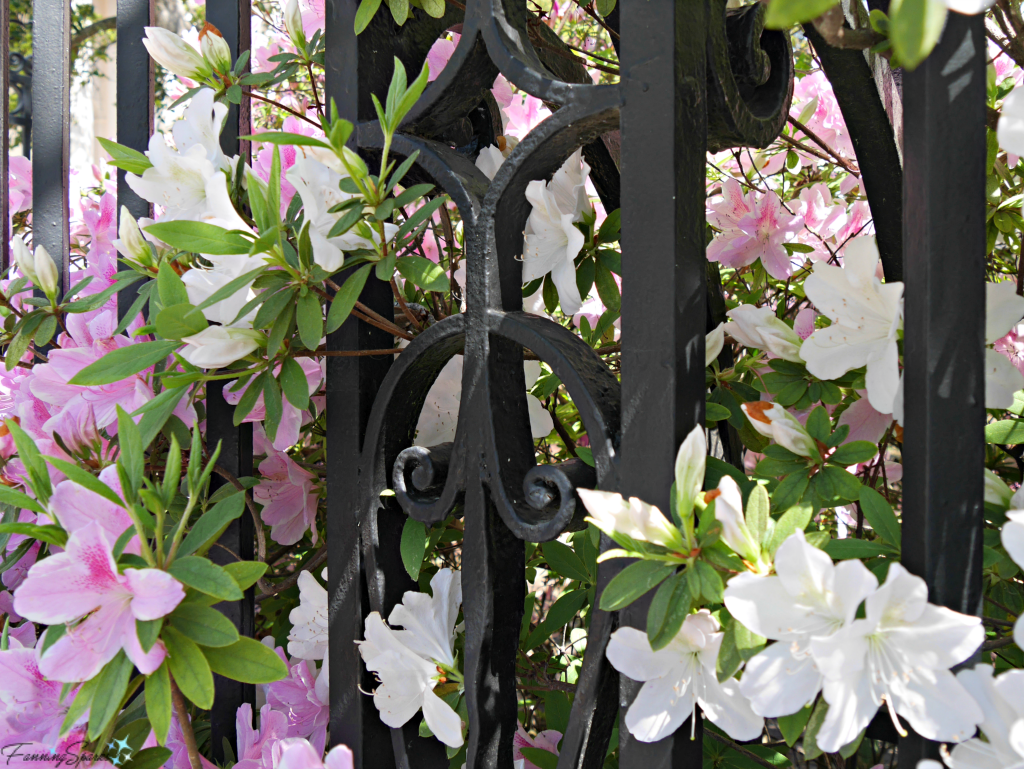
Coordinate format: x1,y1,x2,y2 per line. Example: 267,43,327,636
172,89,231,172
724,530,878,717
944,664,1024,769
706,323,725,366
179,325,262,369
723,305,803,363
577,488,685,552
810,563,984,753
605,610,763,742
475,145,505,181
801,237,904,414
32,245,59,300
414,356,552,446
113,207,155,269
286,157,397,273
999,88,1024,156
288,568,328,660
126,137,219,221
143,26,211,81
357,569,464,748
199,25,232,74
1001,511,1024,649
944,0,996,10
522,150,592,316
183,254,262,326
673,425,706,525
985,468,1014,508
284,0,306,49
984,282,1024,409
712,476,765,568
741,401,818,458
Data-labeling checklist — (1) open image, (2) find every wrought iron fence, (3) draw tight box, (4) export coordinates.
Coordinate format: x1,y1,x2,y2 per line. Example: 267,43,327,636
7,0,988,766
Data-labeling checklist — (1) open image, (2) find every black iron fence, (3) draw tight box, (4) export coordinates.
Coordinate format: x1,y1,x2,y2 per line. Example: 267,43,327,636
8,0,987,767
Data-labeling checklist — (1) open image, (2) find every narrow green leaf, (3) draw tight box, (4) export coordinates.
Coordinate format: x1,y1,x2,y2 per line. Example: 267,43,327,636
0,522,66,547
746,485,770,547
68,340,179,386
117,406,144,497
395,255,449,293
98,137,153,174
137,618,163,653
191,265,267,315
764,0,838,28
263,374,284,441
889,0,947,70
178,493,246,558
202,637,289,683
137,387,189,450
326,264,372,333
646,571,691,651
88,651,133,739
766,502,813,557
599,561,677,612
145,662,172,744
168,603,240,647
400,518,427,580
162,626,215,709
542,540,592,584
524,590,589,651
124,747,174,769
824,538,899,560
167,556,244,601
222,560,268,591
279,358,310,411
858,485,901,549
243,132,333,149
296,291,324,350
145,222,251,256
778,704,813,747
353,0,383,33
157,262,189,307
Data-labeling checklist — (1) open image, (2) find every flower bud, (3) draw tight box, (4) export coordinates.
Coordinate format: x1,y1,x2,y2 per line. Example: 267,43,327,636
198,22,232,75
714,475,762,566
724,304,803,363
673,425,706,524
742,401,818,459
113,206,155,268
143,26,211,81
11,235,36,284
180,326,263,369
284,0,307,51
33,245,59,300
705,322,724,367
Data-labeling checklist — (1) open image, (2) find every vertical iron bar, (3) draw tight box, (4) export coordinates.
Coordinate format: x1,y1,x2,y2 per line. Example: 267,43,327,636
116,0,153,318
324,0,397,765
618,0,708,766
900,10,986,765
204,0,254,758
31,0,70,295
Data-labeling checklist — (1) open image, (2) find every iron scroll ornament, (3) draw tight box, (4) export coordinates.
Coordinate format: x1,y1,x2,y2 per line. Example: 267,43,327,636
343,2,794,768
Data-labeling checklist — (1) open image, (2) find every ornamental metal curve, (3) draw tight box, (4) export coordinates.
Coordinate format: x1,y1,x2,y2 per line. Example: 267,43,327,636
345,2,794,767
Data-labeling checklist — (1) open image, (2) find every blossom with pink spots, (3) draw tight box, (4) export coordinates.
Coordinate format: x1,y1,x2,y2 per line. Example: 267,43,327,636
707,178,804,279
234,703,292,769
12,522,184,682
48,463,139,555
0,635,80,744
265,649,329,754
513,724,562,769
253,428,320,546
275,738,353,769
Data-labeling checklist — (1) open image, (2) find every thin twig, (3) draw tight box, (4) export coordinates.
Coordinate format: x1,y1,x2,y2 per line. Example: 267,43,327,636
211,464,272,595
785,116,860,175
704,729,776,769
392,277,424,332
171,679,202,769
248,91,320,128
255,545,328,602
293,347,403,357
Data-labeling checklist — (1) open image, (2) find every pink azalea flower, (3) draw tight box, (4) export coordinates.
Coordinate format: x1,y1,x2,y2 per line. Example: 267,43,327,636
140,715,218,769
12,522,184,682
264,652,328,755
224,359,323,451
253,440,320,546
836,199,874,245
793,307,818,340
837,392,893,445
790,71,854,161
504,93,551,140
707,178,804,279
995,321,1024,377
299,0,324,38
513,724,562,769
28,311,155,435
426,34,513,114
49,463,139,555
793,183,847,260
8,156,31,217
0,635,80,744
235,703,291,769
274,738,353,769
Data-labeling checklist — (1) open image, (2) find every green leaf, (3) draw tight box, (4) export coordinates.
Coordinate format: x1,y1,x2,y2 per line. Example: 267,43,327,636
267,303,295,359
705,402,732,423
594,259,620,314
167,556,244,601
0,522,67,548
766,502,813,557
764,0,838,28
168,602,240,647
144,222,251,255
890,0,947,69
778,704,813,747
394,197,447,245
178,493,246,558
263,375,284,441
599,561,677,612
518,748,558,769
986,419,1024,444
88,651,133,739
202,637,289,683
524,589,589,650
243,132,333,150
117,406,144,497
296,291,324,351
61,674,98,737
124,747,174,769
157,262,189,307
326,264,372,333
645,571,691,651
327,206,364,239
819,465,863,504
162,626,214,709
824,538,899,560
716,618,767,683
396,256,449,293
98,137,153,174
771,472,810,512
354,0,383,33
746,485,770,547
279,358,311,411
145,662,172,744
400,517,427,580
137,618,162,653
392,59,431,130
829,440,879,466
222,560,269,591
542,540,593,584
137,387,189,450
155,303,208,340
858,485,901,549
802,698,830,760
68,340,179,386
805,406,830,443
44,457,125,508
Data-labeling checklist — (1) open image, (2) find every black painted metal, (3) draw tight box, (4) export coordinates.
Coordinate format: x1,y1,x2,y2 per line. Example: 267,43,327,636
900,10,987,765
30,0,69,294
9,52,30,159
116,0,153,318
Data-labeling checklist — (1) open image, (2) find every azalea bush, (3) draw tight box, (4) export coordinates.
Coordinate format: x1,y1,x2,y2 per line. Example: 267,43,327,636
4,0,1024,768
